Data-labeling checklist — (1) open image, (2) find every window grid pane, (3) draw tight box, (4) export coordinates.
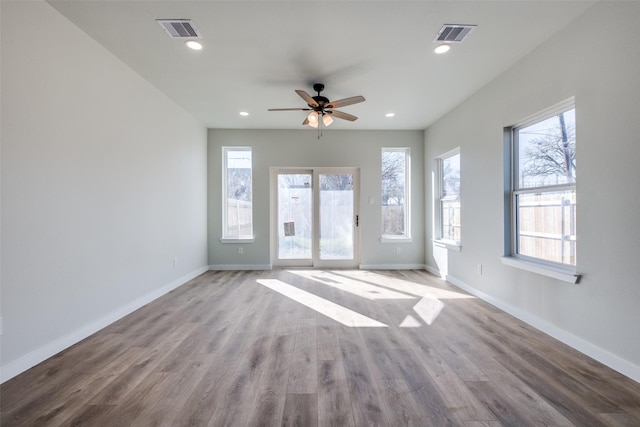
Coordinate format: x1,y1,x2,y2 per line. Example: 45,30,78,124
442,154,460,198
381,149,408,236
438,151,460,243
517,109,576,190
516,190,576,265
441,199,461,242
224,148,252,238
511,106,576,267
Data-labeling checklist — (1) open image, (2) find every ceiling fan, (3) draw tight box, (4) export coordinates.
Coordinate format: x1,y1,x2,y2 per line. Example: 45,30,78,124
268,83,365,129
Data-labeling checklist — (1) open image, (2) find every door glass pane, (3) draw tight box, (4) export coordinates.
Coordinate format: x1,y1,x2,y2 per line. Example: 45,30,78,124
278,174,312,259
319,174,354,260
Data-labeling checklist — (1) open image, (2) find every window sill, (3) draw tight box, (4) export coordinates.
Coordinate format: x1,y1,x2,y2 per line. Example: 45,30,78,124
500,256,580,284
433,240,461,252
380,236,412,243
220,237,255,244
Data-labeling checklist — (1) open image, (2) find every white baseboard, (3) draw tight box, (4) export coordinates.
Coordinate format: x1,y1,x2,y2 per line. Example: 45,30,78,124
443,273,640,383
209,264,423,271
359,263,427,270
0,266,209,384
209,264,272,271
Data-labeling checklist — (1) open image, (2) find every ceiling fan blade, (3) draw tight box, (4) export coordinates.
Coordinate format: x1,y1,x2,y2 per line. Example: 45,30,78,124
295,90,319,107
268,108,311,111
326,95,365,109
329,110,358,121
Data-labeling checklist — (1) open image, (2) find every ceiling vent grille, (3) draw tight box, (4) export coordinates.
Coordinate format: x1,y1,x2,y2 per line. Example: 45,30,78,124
434,24,476,43
157,19,202,38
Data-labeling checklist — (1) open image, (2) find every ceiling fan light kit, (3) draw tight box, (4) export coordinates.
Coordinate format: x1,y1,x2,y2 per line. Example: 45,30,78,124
268,83,365,138
307,111,319,128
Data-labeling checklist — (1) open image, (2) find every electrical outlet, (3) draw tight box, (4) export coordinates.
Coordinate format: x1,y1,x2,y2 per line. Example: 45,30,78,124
173,257,178,268
396,247,401,255
477,264,483,275
238,247,244,255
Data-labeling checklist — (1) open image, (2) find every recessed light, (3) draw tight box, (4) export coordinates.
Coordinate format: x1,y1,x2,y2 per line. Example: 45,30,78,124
385,113,395,118
434,44,451,54
239,111,249,116
185,40,203,50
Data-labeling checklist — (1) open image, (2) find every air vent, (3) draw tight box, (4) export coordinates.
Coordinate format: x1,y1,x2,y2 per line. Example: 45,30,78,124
434,24,476,43
157,19,202,38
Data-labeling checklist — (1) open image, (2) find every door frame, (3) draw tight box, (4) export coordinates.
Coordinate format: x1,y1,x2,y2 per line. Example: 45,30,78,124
270,167,360,268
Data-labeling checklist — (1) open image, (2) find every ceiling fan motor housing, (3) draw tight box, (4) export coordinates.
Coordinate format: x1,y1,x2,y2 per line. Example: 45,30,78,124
311,96,329,110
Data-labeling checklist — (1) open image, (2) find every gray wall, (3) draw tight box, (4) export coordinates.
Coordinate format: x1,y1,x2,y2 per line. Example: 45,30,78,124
1,1,208,380
208,129,424,268
424,1,640,380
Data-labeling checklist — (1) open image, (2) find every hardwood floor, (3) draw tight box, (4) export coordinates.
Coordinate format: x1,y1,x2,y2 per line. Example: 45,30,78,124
2,269,640,426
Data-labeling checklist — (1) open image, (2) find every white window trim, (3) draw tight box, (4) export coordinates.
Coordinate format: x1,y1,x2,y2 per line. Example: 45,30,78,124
222,146,254,242
220,237,255,244
500,256,579,284
513,98,575,131
380,236,413,243
432,239,461,251
434,147,461,249
505,98,580,280
380,147,411,240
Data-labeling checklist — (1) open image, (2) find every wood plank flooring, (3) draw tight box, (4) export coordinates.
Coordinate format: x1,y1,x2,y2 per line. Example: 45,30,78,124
2,269,640,426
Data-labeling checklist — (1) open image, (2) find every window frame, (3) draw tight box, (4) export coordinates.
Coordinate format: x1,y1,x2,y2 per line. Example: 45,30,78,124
380,147,411,242
221,146,254,243
504,99,579,283
434,147,461,250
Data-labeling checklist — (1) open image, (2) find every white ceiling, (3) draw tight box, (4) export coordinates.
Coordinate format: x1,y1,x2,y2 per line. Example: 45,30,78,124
47,1,595,130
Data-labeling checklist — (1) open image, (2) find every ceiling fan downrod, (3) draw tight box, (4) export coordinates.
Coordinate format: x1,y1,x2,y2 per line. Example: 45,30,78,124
311,83,329,110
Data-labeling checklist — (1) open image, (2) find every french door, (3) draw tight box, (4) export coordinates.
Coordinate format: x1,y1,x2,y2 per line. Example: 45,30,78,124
272,168,360,268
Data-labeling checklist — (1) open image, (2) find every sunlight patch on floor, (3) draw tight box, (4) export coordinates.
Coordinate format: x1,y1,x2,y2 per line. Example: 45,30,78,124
399,315,422,328
331,270,475,300
257,279,388,327
412,294,445,325
288,269,415,300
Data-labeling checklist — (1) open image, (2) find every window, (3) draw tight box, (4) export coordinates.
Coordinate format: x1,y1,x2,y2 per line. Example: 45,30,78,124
381,148,410,240
509,103,576,269
222,147,253,240
436,148,461,247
